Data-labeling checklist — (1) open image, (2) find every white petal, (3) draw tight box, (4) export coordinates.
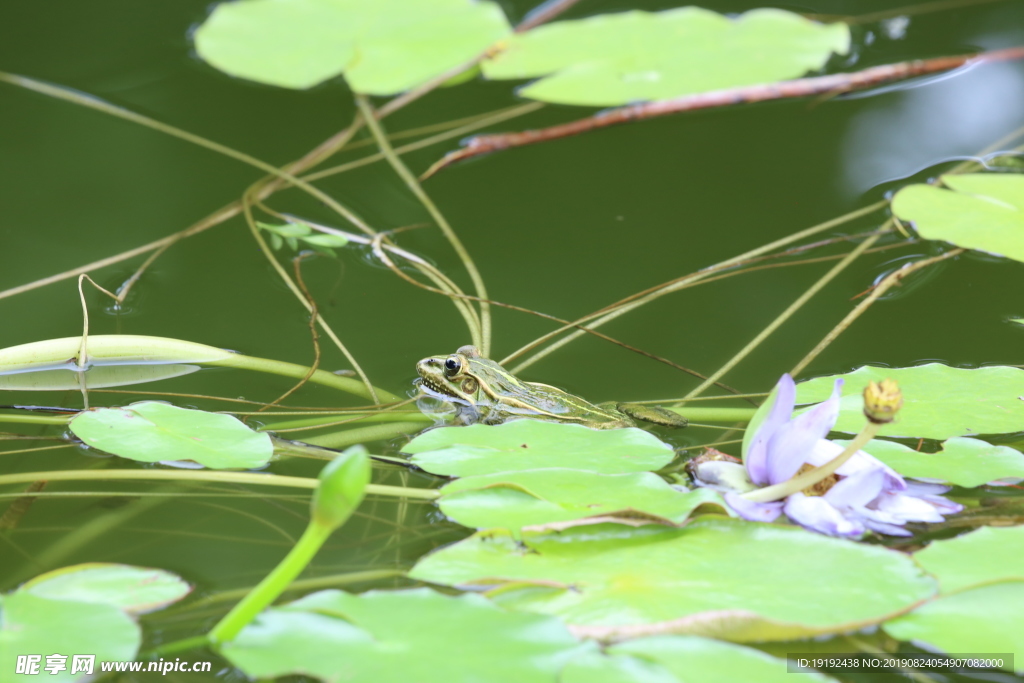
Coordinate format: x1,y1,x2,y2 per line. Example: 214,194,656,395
784,493,864,537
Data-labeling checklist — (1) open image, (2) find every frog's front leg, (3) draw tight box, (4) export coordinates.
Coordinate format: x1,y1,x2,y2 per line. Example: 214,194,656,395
614,402,688,428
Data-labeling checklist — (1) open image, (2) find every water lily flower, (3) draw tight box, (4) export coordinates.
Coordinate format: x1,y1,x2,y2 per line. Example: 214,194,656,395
698,374,962,537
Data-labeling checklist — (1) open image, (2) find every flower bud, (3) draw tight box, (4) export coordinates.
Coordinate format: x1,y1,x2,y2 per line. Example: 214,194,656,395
863,378,902,424
311,445,371,530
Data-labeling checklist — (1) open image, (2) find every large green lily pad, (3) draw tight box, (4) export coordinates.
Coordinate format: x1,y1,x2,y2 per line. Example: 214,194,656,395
562,635,838,683
410,518,936,641
0,593,140,682
482,8,849,106
439,468,726,530
913,526,1024,594
19,563,191,615
796,364,1024,439
851,437,1024,487
221,588,591,682
892,174,1024,263
402,421,675,477
70,401,273,469
884,581,1024,673
195,0,511,92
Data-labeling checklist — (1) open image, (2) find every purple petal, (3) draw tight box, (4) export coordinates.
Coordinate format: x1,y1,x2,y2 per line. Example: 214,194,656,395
765,379,844,484
870,491,945,524
724,492,784,522
863,519,913,537
745,374,797,485
807,439,906,492
824,466,888,509
784,492,864,537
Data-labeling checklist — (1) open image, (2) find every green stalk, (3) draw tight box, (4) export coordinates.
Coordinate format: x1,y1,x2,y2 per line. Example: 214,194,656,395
355,94,491,355
304,422,427,449
742,421,882,503
208,448,371,644
208,521,333,643
212,353,400,403
0,414,70,425
0,469,439,500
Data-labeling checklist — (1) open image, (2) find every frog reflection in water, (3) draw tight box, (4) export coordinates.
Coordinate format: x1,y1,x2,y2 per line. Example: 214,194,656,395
415,345,687,430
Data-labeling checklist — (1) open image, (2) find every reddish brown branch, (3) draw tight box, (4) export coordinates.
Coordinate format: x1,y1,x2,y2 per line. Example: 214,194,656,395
423,46,1024,179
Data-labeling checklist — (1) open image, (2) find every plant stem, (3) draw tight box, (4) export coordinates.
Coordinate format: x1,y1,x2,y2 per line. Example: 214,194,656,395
683,232,882,399
742,421,882,503
208,522,332,643
0,469,439,500
304,422,427,449
355,94,492,355
0,413,69,425
212,353,399,403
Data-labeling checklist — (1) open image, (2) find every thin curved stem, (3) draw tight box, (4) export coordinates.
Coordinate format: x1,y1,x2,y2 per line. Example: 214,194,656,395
683,232,883,399
356,94,492,356
504,200,890,372
0,469,439,500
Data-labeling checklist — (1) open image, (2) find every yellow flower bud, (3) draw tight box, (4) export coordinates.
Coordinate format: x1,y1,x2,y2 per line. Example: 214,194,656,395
863,378,902,424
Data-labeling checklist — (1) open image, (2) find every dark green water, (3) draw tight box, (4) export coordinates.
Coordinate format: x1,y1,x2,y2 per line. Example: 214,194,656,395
1,0,1024,680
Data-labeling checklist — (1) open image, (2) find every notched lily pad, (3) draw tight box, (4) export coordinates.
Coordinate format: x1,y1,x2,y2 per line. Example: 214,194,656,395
884,581,1024,673
913,526,1024,594
410,518,936,641
221,587,591,682
562,635,838,683
796,364,1024,439
19,562,192,615
439,468,726,529
402,421,675,477
482,8,849,106
892,174,1024,263
70,401,273,469
853,437,1024,487
194,0,512,92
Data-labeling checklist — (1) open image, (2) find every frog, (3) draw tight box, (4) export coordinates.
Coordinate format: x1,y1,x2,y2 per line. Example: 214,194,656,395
415,345,687,430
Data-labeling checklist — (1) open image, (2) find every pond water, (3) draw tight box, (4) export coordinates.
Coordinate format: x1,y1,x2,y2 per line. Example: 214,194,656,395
1,0,1024,681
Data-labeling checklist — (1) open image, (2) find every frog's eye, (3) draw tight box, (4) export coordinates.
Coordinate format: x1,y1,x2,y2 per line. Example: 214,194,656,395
444,357,462,375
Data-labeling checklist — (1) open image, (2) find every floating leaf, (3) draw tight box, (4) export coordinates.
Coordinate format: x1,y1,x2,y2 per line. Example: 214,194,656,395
0,335,232,374
849,437,1024,487
884,581,1024,672
194,0,512,92
796,364,1024,439
221,588,591,682
482,8,849,106
562,635,838,683
402,421,675,477
439,468,726,529
70,401,273,469
410,518,935,641
0,593,140,682
892,174,1024,263
913,526,1024,594
0,363,200,391
19,563,191,615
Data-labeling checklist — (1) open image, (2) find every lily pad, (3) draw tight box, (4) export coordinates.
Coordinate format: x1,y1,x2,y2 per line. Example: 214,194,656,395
402,421,675,477
796,364,1024,439
892,174,1024,263
221,588,591,682
482,8,849,106
194,0,511,92
562,635,838,683
851,437,1024,487
19,563,191,615
410,518,935,641
884,581,1024,672
70,401,273,469
439,468,726,529
913,526,1024,594
0,593,140,682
